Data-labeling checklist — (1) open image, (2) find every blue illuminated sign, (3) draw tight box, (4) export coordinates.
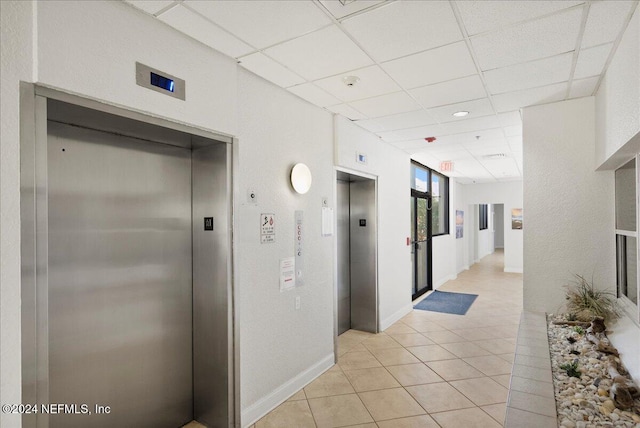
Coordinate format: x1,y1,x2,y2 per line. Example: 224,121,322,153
150,72,175,93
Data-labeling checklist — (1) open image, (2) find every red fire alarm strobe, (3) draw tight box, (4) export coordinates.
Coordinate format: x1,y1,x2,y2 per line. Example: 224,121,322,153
425,137,436,143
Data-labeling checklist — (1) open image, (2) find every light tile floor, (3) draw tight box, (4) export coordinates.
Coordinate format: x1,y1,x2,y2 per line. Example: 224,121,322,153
250,250,523,428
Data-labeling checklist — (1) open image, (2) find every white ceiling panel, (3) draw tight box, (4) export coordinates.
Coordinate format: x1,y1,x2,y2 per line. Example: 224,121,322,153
457,1,584,36
416,143,465,155
492,82,567,112
569,76,599,98
342,1,462,62
377,124,445,143
326,104,368,121
438,115,502,137
478,158,521,178
503,125,522,137
264,25,373,81
185,0,332,50
158,5,254,58
392,139,432,151
374,109,438,131
435,128,506,146
353,119,386,133
348,91,421,119
497,111,522,127
314,65,401,102
287,83,341,107
426,98,495,124
508,135,523,148
581,1,636,48
126,0,176,15
411,153,443,169
471,7,583,71
238,52,305,88
409,75,487,109
318,0,387,20
484,52,573,94
465,143,511,158
574,43,613,80
381,41,477,89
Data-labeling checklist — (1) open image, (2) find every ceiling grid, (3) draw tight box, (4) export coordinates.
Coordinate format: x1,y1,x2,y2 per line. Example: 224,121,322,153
123,0,639,183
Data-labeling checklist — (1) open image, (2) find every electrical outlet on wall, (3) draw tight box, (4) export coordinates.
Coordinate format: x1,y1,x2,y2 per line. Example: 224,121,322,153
247,189,257,205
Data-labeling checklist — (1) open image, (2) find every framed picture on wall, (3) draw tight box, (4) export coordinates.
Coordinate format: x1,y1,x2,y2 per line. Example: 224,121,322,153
456,210,464,238
512,208,523,230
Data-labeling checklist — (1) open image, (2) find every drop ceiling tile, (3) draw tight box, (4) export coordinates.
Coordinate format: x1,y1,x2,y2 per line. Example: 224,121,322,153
318,0,387,20
437,128,506,146
427,98,495,124
377,124,444,143
158,5,254,58
471,7,583,70
238,52,305,88
342,1,462,62
411,153,442,169
417,143,465,154
569,76,599,98
466,143,511,157
438,115,502,136
484,52,573,94
581,1,636,48
264,25,373,81
381,41,477,89
457,1,583,36
508,135,523,149
492,82,567,112
314,65,401,102
288,83,342,107
409,75,487,109
478,158,521,178
574,43,613,79
503,124,522,137
354,119,386,133
375,109,438,131
497,111,522,127
185,0,332,49
326,104,368,121
126,0,176,15
348,91,421,119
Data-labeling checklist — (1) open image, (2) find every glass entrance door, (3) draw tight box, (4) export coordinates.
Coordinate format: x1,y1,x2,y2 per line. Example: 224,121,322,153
412,189,432,299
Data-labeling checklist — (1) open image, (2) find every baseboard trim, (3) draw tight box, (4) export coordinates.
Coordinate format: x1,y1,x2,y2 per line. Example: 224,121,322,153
504,266,523,273
380,303,413,331
241,353,334,427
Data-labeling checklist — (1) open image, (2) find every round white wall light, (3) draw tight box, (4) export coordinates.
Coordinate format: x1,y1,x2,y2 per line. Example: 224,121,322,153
291,163,312,194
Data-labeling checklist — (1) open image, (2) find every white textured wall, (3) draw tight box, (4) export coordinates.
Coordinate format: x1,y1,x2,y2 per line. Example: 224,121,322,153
0,2,33,427
334,116,412,329
461,182,524,272
494,204,505,249
523,97,615,313
454,182,468,273
237,68,334,424
596,5,640,168
37,0,237,136
432,181,457,288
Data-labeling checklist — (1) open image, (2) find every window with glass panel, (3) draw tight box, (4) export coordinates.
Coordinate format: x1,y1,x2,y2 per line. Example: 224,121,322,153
411,161,449,235
615,157,638,306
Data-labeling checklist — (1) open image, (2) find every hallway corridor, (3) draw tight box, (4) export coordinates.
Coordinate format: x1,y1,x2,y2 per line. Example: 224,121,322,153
252,250,523,427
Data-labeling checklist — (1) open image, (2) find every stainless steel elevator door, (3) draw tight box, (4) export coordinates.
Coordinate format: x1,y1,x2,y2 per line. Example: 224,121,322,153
337,180,351,335
47,121,193,428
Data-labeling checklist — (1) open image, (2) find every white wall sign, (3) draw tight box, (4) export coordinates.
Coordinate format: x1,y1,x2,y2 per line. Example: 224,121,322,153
260,213,275,243
280,257,295,291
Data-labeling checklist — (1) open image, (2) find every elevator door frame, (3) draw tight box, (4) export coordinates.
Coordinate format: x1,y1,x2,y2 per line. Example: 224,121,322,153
333,167,379,360
19,84,239,428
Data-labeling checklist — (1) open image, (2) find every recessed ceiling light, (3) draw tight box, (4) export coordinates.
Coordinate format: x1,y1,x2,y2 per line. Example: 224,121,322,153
452,111,469,117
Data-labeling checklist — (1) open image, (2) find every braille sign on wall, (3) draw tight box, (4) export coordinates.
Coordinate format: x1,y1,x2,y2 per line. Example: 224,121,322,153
295,210,304,286
359,219,367,227
204,217,214,231
261,213,276,243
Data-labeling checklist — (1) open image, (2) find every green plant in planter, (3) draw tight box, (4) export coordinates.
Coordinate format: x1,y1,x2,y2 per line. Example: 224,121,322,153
573,326,585,335
559,360,581,378
564,274,620,323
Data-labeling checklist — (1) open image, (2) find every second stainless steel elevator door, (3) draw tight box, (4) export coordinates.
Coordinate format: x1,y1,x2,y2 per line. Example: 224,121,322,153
47,120,193,428
337,180,351,335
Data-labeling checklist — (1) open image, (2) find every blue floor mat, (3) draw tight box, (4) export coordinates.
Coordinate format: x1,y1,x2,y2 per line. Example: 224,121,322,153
413,290,478,315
